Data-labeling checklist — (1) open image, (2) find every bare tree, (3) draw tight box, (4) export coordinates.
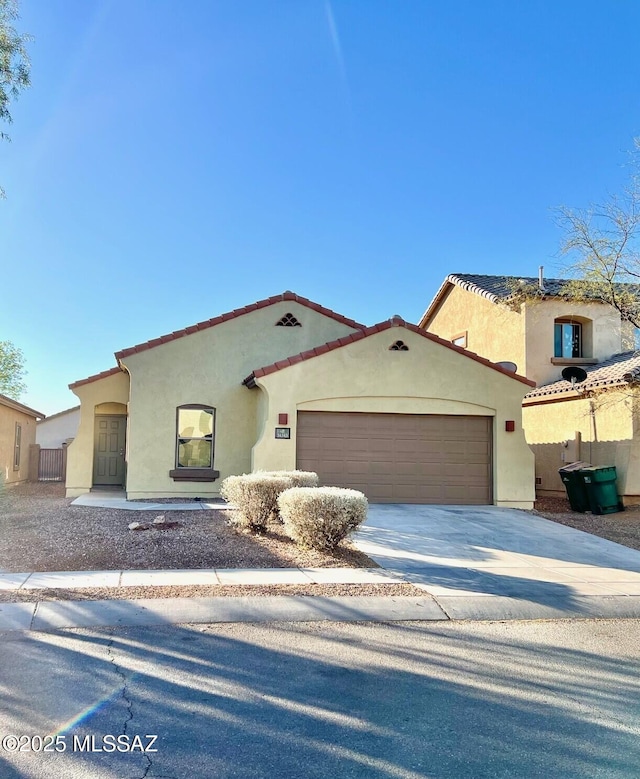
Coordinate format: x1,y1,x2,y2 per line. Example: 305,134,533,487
555,140,640,327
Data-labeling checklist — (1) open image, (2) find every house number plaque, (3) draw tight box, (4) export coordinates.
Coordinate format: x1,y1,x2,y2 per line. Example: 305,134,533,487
275,427,291,439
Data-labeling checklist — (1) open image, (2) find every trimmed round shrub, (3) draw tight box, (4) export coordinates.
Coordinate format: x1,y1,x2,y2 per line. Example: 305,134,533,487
262,470,319,488
260,470,320,522
278,486,368,551
220,473,292,532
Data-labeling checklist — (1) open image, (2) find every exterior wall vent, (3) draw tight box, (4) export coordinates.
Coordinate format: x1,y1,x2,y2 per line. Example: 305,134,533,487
276,313,302,327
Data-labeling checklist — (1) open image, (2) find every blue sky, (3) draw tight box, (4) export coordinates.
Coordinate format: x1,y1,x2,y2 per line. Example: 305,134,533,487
2,0,640,416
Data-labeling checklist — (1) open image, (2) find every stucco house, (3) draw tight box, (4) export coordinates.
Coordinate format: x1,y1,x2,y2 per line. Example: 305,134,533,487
66,291,535,507
0,393,45,487
420,273,640,503
36,405,80,449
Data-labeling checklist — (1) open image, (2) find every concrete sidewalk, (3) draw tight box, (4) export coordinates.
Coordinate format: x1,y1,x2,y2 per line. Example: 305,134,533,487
0,566,401,590
0,566,419,633
5,500,640,631
2,562,640,632
70,490,230,511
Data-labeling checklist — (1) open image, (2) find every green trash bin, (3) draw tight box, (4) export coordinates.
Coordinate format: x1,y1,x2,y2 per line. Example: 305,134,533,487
558,461,592,513
578,466,624,515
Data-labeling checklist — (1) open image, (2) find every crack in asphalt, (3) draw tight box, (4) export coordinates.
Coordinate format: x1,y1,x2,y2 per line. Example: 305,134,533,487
106,634,153,779
106,635,134,734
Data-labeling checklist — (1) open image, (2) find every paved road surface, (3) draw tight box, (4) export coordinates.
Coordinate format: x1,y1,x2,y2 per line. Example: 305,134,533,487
1,619,639,778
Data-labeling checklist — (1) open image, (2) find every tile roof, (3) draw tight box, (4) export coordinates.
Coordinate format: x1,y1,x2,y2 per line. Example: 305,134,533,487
36,405,80,422
0,392,45,419
524,351,640,401
419,273,640,326
69,366,124,390
114,291,366,360
243,316,535,388
445,274,577,302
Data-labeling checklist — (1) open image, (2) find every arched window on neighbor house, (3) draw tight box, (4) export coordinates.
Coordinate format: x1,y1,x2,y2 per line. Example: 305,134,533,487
554,317,593,359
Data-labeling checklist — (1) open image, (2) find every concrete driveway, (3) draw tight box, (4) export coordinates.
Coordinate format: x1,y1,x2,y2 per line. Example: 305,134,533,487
354,505,640,620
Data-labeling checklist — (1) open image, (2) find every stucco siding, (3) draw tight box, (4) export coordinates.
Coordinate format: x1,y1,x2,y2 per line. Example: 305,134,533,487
524,301,622,387
36,408,80,449
0,405,37,486
424,285,527,375
121,301,359,498
66,372,130,497
425,285,625,389
253,327,535,508
523,391,637,501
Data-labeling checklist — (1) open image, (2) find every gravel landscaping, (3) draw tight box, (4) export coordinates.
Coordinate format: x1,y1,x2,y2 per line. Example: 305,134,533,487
533,496,640,551
0,582,421,603
0,482,374,573
5,483,640,607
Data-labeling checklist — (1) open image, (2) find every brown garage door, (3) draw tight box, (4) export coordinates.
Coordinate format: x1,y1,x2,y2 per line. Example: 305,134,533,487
296,412,492,504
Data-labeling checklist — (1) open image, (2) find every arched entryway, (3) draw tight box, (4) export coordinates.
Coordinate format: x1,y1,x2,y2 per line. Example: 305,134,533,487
93,402,127,487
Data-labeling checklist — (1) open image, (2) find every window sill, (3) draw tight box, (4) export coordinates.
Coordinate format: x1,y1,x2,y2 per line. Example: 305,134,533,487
550,357,598,366
169,468,220,482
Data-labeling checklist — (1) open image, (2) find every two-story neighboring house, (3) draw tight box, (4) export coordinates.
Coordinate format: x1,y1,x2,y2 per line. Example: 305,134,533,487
420,272,640,505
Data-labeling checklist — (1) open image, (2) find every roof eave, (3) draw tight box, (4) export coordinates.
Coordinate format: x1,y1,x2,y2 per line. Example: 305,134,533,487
524,377,635,403
242,374,258,389
68,366,124,390
0,393,46,419
246,316,535,387
417,279,454,328
114,291,367,361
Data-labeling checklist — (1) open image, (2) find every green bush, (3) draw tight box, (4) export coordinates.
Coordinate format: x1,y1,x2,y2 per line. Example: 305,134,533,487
278,486,368,551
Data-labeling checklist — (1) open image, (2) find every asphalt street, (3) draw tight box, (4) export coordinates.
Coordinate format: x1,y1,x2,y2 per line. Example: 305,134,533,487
1,619,639,779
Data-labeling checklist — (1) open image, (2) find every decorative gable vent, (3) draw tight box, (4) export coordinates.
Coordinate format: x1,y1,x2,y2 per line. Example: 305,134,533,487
389,340,409,351
276,313,302,327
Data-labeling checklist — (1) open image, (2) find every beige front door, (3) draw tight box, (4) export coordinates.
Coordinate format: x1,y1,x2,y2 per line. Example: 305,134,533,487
93,415,127,486
296,411,492,504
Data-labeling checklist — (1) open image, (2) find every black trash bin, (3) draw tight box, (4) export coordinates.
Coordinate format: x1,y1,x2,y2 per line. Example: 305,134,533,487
558,461,592,513
578,466,624,515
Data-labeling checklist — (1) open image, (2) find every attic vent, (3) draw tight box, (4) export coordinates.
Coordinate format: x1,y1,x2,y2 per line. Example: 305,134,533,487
276,313,302,327
389,340,409,351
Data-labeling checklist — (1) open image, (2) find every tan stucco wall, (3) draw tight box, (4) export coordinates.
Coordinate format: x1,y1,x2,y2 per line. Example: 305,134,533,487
0,404,37,486
424,285,527,375
65,372,130,497
121,301,358,498
524,300,622,386
425,286,624,388
523,390,638,501
252,326,535,508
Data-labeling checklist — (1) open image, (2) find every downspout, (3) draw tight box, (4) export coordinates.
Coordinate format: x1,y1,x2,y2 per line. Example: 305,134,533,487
589,398,597,463
116,358,132,493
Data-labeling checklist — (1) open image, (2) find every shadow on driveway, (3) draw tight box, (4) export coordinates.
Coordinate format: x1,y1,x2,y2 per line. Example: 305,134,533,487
355,504,640,611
